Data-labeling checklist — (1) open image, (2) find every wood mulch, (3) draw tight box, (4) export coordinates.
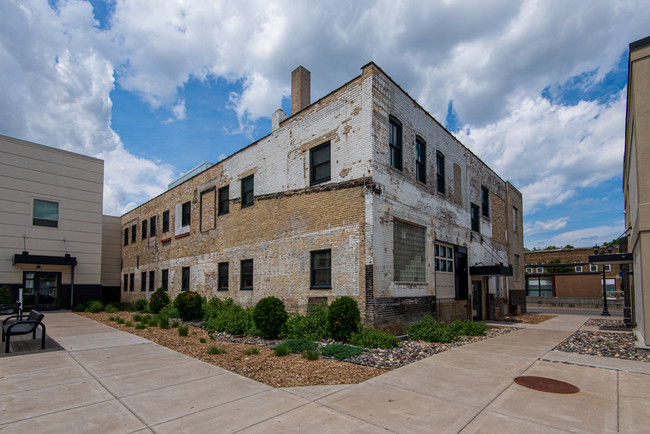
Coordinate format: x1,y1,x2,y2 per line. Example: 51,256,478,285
503,313,557,324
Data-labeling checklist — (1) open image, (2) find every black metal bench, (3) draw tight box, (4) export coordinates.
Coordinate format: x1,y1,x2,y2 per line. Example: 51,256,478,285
0,302,22,316
2,310,46,353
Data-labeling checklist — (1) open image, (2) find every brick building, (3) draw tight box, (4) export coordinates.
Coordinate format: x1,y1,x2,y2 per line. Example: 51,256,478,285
524,247,622,307
121,63,524,329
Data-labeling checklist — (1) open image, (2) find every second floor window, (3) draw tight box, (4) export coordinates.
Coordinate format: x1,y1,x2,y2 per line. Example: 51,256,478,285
33,199,59,228
162,210,170,233
131,224,136,243
471,204,480,232
150,216,156,237
181,201,191,226
436,152,445,194
389,116,403,170
415,137,426,183
310,141,331,186
481,186,489,217
142,220,147,239
218,185,229,215
241,175,254,208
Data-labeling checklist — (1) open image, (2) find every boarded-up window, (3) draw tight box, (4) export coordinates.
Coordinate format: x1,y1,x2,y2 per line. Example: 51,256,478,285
200,188,216,232
393,220,426,282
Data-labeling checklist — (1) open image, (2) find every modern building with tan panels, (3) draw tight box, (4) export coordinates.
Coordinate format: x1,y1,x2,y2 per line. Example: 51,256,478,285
0,134,121,309
121,63,524,329
624,35,650,350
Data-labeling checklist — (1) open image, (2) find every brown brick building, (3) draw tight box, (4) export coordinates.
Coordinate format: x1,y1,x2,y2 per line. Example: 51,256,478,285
121,63,524,329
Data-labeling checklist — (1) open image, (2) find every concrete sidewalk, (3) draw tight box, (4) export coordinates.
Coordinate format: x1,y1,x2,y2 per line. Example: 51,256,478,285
1,312,648,433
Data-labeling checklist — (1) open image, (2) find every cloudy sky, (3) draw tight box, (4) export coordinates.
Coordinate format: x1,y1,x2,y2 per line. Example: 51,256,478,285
1,0,648,248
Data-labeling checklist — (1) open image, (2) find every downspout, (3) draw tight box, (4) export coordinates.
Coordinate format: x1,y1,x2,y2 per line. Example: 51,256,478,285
70,264,75,309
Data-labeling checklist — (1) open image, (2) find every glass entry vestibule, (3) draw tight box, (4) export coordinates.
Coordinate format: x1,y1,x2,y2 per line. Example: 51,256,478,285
23,271,62,310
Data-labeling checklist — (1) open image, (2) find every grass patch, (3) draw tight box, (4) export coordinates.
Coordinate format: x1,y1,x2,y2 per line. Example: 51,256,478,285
171,321,180,328
199,337,206,343
135,323,146,330
302,350,320,360
320,344,365,360
207,346,227,355
124,321,133,327
115,317,125,325
350,326,399,349
178,324,189,336
273,344,291,357
243,347,260,355
132,314,144,322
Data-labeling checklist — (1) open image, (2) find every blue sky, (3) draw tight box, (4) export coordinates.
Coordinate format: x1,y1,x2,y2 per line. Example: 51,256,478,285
1,0,649,249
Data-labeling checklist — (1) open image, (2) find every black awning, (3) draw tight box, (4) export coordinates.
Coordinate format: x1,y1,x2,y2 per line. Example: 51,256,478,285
13,251,77,266
470,264,513,276
588,253,633,265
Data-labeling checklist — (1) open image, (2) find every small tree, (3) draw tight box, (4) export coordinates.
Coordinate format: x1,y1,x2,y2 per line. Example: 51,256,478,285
252,296,288,340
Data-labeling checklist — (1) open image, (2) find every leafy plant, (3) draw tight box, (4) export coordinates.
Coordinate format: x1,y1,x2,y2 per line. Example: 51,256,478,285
105,304,118,314
282,339,318,354
207,346,227,355
320,344,365,360
171,320,180,328
108,316,116,322
406,316,456,343
273,344,291,357
159,303,180,319
85,300,104,313
350,326,399,349
253,296,288,340
199,337,206,343
133,298,148,312
132,314,144,322
284,304,328,340
148,287,171,314
135,323,146,330
115,317,125,324
73,302,86,312
243,347,259,355
302,350,320,360
157,313,170,329
178,324,189,336
174,291,204,321
0,286,15,304
125,321,133,327
204,298,257,336
327,297,361,342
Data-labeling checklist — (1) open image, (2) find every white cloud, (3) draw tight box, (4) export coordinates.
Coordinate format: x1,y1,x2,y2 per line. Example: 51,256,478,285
528,221,625,249
525,217,570,236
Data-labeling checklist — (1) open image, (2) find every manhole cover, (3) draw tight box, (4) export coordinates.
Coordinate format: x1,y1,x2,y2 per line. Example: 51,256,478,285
514,376,579,394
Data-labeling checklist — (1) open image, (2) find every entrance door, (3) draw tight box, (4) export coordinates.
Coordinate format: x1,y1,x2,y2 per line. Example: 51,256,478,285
454,247,468,300
472,280,482,321
23,271,61,310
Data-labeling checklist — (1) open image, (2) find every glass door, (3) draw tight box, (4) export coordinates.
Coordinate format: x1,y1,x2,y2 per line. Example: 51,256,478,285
22,271,61,310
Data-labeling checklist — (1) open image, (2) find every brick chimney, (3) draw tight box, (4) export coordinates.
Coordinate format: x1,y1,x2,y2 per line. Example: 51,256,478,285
291,66,310,115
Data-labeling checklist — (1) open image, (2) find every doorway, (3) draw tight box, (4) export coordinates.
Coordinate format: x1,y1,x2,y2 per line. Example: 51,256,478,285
22,271,61,310
472,280,482,320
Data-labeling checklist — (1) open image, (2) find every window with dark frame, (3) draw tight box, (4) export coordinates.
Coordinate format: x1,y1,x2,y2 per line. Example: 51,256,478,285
141,272,146,291
150,216,156,237
162,210,170,233
161,269,168,290
218,185,229,215
33,199,59,228
310,141,331,186
471,203,480,232
415,137,426,184
481,186,489,217
142,220,147,239
218,262,229,290
389,116,403,170
131,224,136,243
123,274,128,292
181,201,191,226
311,249,332,289
434,244,454,273
124,228,129,246
149,270,155,291
241,175,254,208
240,259,253,289
129,273,134,292
181,266,190,291
436,151,445,193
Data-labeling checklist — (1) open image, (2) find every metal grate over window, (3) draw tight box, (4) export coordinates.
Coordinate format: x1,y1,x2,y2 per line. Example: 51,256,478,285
393,220,426,282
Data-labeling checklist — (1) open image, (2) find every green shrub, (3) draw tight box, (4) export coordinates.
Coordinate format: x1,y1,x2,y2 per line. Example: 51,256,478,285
243,347,259,355
159,303,180,319
133,299,148,312
174,291,204,321
351,326,399,349
108,316,116,322
115,317,125,324
282,339,318,354
132,314,144,322
320,344,365,360
407,316,456,343
105,304,118,314
199,337,206,343
204,298,257,336
135,323,146,330
302,350,320,360
148,288,171,314
253,297,288,340
284,304,328,340
0,285,15,304
73,302,86,312
171,320,180,328
327,297,361,342
84,300,104,313
207,346,226,355
273,344,291,357
178,324,189,336
125,321,133,327
460,320,487,336
157,313,170,329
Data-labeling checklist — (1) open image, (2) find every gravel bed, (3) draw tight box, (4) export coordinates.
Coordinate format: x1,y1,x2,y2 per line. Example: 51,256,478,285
583,318,625,328
554,329,650,362
210,326,517,370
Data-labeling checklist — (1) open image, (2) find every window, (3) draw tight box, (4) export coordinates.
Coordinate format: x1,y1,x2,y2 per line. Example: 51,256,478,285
590,264,598,272
129,273,135,292
434,244,453,273
131,224,136,243
161,269,168,291
536,267,544,273
310,141,331,185
525,268,533,274
181,201,191,226
393,220,426,282
150,216,156,237
149,270,155,291
389,116,403,170
573,265,582,272
513,207,519,233
218,262,229,290
241,259,253,290
218,186,229,215
436,152,445,193
123,274,128,292
241,175,254,208
33,199,59,228
142,220,147,239
311,249,332,289
181,266,190,291
124,228,129,246
415,137,426,183
604,264,612,272
141,272,146,291
526,276,553,297
162,210,170,233
470,204,480,232
481,186,489,217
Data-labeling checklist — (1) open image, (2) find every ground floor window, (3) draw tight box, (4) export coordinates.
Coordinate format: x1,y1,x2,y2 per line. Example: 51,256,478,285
393,220,426,282
161,269,168,290
124,274,128,292
311,249,332,289
149,270,155,291
435,243,453,272
526,276,553,297
181,267,190,291
129,273,135,292
241,259,253,290
141,272,146,291
218,262,229,290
